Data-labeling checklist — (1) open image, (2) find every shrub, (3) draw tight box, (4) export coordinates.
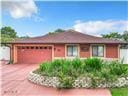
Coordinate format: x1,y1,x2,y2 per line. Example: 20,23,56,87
40,62,50,71
72,58,82,69
59,76,74,89
84,58,103,72
39,62,52,76
71,58,83,77
61,59,71,76
90,77,98,88
51,59,62,68
100,68,116,82
36,58,128,88
109,61,127,76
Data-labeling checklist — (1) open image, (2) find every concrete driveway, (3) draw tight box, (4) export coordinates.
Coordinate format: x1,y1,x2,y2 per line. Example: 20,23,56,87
1,62,111,96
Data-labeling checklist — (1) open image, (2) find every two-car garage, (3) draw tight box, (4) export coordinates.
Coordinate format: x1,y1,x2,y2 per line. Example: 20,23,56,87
15,45,52,64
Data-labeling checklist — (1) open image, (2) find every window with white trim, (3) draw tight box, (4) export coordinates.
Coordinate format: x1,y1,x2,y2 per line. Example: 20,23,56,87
92,45,104,57
67,45,78,57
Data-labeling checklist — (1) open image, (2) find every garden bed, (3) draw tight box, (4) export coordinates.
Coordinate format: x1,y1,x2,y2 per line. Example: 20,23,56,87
28,71,128,88
28,58,128,88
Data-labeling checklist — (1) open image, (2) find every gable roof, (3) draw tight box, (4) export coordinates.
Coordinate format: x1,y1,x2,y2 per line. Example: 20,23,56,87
11,30,125,44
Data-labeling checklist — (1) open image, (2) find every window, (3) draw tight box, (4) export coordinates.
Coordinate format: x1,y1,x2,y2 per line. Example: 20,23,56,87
92,45,104,57
67,45,78,57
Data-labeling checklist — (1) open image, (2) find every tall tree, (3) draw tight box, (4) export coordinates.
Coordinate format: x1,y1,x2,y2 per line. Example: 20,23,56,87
102,31,128,42
0,26,17,43
48,28,65,34
101,32,122,40
54,29,65,32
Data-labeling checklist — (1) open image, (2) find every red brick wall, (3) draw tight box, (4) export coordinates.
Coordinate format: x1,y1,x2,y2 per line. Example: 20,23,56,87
12,43,119,64
106,44,119,58
80,44,90,58
54,44,65,57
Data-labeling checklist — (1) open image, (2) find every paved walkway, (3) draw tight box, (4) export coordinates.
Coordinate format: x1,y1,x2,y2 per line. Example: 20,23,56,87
0,62,111,96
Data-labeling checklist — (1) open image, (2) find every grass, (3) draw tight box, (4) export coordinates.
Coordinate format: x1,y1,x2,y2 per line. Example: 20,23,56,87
111,87,128,96
110,64,128,96
122,64,128,74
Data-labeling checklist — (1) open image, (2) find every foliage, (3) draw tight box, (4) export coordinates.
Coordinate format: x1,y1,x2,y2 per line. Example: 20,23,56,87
59,76,74,89
54,29,65,32
1,26,17,38
111,87,128,96
48,28,65,35
90,77,98,88
36,58,128,88
1,26,17,43
102,32,122,40
109,61,127,76
102,31,128,42
72,58,82,69
0,26,30,44
122,31,128,42
84,58,103,72
39,62,51,76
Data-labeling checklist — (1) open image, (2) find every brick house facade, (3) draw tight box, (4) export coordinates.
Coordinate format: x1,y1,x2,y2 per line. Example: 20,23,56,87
10,30,124,64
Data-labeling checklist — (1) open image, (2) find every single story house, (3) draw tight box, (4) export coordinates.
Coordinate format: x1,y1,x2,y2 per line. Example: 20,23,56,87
10,30,125,64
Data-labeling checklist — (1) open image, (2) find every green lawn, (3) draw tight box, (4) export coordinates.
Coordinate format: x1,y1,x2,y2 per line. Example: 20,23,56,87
110,87,128,96
110,64,128,96
122,64,128,74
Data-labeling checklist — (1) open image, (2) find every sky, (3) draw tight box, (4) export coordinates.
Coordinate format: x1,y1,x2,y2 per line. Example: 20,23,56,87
1,0,128,37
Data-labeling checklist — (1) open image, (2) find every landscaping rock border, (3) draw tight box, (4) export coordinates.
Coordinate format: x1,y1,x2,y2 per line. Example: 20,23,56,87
28,71,60,87
28,71,128,88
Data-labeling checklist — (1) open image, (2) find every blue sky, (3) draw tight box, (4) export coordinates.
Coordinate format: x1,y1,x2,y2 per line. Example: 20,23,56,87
2,1,128,37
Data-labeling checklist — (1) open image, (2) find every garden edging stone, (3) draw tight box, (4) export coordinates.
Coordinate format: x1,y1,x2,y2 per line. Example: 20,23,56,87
28,71,128,88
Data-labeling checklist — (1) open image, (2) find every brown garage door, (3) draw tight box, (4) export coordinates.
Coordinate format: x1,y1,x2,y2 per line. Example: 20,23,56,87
17,46,52,64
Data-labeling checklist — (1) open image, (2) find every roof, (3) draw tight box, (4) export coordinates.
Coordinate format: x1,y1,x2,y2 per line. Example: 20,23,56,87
11,30,125,44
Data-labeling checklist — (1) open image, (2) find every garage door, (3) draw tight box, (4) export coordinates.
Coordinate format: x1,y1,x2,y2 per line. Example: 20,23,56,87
17,46,52,64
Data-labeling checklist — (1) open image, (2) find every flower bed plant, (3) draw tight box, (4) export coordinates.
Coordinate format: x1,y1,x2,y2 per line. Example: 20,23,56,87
29,58,128,88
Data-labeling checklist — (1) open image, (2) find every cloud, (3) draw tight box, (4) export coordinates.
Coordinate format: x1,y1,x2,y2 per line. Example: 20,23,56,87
32,15,44,22
73,20,128,36
18,31,34,37
1,0,38,19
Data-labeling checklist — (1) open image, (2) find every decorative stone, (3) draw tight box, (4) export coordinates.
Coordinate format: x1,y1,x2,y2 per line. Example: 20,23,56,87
27,71,128,88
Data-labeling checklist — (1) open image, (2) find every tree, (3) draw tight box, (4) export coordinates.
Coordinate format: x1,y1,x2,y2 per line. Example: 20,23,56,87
54,29,65,32
0,26,17,43
48,28,65,35
101,32,122,40
122,31,128,42
101,31,128,42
